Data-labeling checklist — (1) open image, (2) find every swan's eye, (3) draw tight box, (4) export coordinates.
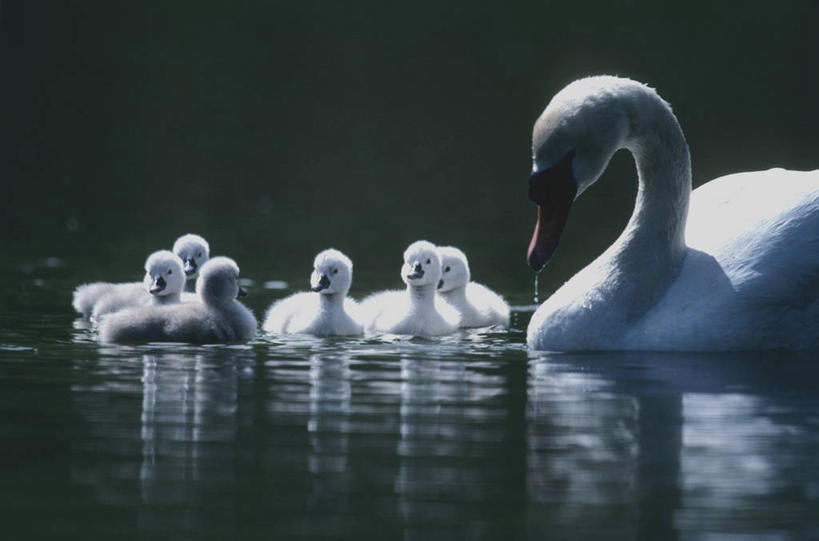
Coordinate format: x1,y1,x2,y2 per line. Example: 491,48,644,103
167,269,173,275
332,268,338,275
444,266,451,273
426,258,431,265
197,252,203,258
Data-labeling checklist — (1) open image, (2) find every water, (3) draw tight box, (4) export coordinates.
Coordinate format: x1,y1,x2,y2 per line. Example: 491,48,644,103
2,256,819,540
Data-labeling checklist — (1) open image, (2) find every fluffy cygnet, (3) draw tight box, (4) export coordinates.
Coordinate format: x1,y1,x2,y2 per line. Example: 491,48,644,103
79,251,188,320
437,246,510,328
360,240,459,337
173,233,210,293
263,249,363,337
73,281,141,318
99,256,257,344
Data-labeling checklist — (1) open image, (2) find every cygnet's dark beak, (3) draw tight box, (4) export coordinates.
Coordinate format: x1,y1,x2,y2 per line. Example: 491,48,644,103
311,274,330,292
407,263,425,280
437,279,444,289
149,276,166,295
527,149,577,272
237,286,248,298
183,258,197,276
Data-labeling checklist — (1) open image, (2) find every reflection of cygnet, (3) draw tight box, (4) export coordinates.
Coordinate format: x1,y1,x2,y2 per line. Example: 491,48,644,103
99,257,257,344
173,233,210,293
437,246,510,328
85,251,187,320
263,249,363,337
360,240,459,337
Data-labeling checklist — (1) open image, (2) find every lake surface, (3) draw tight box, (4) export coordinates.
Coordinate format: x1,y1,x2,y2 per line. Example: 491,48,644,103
2,256,818,540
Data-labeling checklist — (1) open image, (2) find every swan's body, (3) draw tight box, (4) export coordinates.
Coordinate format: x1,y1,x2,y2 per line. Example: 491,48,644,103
74,251,190,320
360,241,459,337
99,257,257,344
263,249,364,337
173,233,210,293
526,76,819,351
437,246,510,328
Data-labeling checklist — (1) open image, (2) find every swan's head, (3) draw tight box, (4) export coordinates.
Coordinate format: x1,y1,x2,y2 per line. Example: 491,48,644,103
527,76,639,272
173,233,210,281
196,256,247,305
310,248,353,296
401,240,442,287
143,250,185,297
436,246,470,293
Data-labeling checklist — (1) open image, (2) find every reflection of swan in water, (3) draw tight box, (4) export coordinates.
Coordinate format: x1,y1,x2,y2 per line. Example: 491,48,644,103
525,76,819,351
138,351,239,535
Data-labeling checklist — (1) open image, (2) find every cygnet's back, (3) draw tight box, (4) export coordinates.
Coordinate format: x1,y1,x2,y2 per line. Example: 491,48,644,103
173,233,210,293
99,256,257,344
437,246,510,328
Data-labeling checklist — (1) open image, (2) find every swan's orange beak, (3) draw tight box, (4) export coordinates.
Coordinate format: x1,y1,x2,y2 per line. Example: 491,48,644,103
526,150,577,272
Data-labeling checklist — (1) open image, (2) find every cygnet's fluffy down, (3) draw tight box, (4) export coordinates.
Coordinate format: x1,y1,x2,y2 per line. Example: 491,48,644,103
360,240,459,337
263,249,363,337
99,256,257,344
73,281,142,318
437,246,510,328
173,233,210,293
76,251,189,320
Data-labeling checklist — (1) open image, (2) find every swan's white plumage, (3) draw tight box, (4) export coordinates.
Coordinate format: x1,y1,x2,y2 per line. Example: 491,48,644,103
262,249,363,337
99,256,257,343
437,246,510,328
526,76,819,351
360,240,459,337
173,233,210,293
73,281,142,318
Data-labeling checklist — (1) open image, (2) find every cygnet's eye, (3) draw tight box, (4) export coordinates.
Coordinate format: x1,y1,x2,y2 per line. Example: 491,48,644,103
197,252,203,258
332,267,338,275
167,268,173,275
444,266,451,273
426,258,431,265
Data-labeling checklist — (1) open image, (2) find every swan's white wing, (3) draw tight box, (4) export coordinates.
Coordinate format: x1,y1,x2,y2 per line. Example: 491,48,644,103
262,292,318,334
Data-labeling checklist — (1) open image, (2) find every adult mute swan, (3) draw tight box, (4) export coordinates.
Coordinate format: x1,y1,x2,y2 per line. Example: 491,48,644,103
173,233,210,293
360,240,460,337
263,249,364,337
526,76,818,351
437,246,510,328
99,256,257,344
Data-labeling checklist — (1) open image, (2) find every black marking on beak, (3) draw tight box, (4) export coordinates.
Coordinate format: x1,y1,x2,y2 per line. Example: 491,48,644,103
437,279,444,289
183,258,197,276
311,274,330,292
149,276,166,295
407,263,425,280
237,286,248,298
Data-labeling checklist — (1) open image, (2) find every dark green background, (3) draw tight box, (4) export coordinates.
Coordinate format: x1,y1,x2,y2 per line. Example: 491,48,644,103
2,1,818,300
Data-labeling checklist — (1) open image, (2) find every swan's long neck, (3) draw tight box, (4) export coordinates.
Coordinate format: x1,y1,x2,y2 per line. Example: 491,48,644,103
318,292,345,313
152,292,181,305
439,286,467,308
604,94,691,315
408,283,437,311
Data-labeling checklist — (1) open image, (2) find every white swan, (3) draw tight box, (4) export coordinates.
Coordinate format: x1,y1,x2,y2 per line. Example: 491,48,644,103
262,249,363,337
99,256,257,344
437,246,510,328
173,233,210,293
525,76,819,351
360,240,459,337
73,250,189,320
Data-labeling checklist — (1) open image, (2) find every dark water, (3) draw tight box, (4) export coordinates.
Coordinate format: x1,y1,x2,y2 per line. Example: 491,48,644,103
2,258,819,540
3,1,819,539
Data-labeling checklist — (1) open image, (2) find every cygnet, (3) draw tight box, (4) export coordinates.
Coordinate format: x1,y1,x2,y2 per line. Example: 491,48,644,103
437,246,510,328
173,233,210,293
263,249,363,337
75,250,188,320
99,256,257,344
360,240,459,337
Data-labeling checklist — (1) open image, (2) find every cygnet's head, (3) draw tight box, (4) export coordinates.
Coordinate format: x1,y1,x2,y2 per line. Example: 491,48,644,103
196,256,247,305
173,233,210,281
401,240,442,287
143,250,185,297
436,246,470,293
309,249,353,296
528,76,658,272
